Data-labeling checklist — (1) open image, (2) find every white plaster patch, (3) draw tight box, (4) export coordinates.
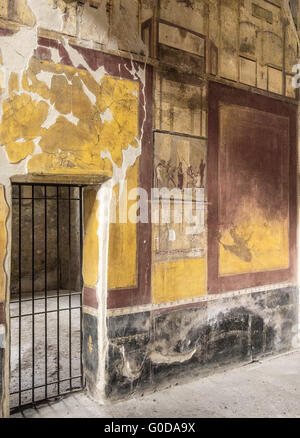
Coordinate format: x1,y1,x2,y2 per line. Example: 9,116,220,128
78,2,109,46
36,70,53,89
27,0,63,33
49,46,63,65
81,80,97,106
0,147,31,186
64,112,79,125
0,0,64,121
169,229,176,242
22,90,47,104
33,136,42,154
0,28,37,118
120,345,142,380
100,107,113,123
41,104,61,129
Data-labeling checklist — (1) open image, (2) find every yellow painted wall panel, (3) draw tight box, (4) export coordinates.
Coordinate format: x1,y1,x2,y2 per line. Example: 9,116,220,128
218,105,290,277
0,185,8,301
152,258,206,304
83,189,100,288
0,0,8,19
108,159,139,290
219,214,289,276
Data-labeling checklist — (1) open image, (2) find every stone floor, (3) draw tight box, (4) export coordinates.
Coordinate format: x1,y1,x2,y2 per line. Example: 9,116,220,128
11,349,300,418
10,291,81,409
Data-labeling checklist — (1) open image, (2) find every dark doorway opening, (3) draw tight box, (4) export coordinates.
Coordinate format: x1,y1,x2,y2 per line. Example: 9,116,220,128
10,183,84,413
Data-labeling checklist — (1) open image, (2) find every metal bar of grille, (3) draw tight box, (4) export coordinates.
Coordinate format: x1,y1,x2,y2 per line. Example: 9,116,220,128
18,184,22,408
10,183,84,412
11,375,83,394
10,387,83,416
11,306,82,318
79,186,83,387
31,185,35,404
11,292,82,304
12,198,81,201
56,185,60,396
44,185,48,400
12,182,85,187
68,186,72,391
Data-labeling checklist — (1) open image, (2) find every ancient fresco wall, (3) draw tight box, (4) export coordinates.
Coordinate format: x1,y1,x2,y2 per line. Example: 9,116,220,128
0,38,145,302
0,0,299,414
148,0,299,304
0,1,148,294
0,0,297,310
152,131,207,303
218,105,289,276
0,0,151,415
112,2,299,405
108,159,139,290
207,81,297,293
0,57,139,175
106,286,298,400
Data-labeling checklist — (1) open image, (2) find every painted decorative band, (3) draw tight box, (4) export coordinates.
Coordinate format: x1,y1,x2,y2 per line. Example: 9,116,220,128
83,287,98,310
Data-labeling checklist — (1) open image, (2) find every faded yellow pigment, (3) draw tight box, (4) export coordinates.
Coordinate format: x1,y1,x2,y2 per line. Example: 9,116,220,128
0,94,48,162
0,59,140,292
0,186,8,301
152,258,206,304
82,189,100,288
219,211,289,276
13,0,36,26
0,59,139,175
108,159,138,290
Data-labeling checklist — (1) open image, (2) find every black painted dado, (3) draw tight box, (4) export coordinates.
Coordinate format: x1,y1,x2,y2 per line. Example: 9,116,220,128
107,311,150,339
0,348,2,397
105,286,298,400
82,313,98,389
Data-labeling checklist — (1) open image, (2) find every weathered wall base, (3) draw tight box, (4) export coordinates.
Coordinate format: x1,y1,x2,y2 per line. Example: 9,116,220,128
105,286,298,400
83,312,99,393
0,347,3,398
